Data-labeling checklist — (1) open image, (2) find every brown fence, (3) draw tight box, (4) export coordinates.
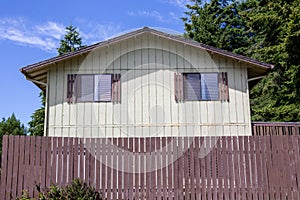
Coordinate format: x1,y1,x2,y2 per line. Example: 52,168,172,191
1,135,300,200
252,122,300,135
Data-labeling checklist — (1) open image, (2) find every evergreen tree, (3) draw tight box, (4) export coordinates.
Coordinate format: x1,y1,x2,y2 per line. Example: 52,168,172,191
245,0,300,121
0,113,26,155
28,92,45,136
57,25,83,55
182,0,253,54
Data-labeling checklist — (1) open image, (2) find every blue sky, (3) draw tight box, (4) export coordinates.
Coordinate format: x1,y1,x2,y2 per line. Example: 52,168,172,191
0,0,189,126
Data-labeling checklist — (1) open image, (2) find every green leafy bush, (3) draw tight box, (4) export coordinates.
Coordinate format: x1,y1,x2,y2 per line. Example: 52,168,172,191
17,179,102,200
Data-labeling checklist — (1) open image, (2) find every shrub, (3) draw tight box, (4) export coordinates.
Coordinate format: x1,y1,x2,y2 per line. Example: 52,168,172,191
16,179,102,200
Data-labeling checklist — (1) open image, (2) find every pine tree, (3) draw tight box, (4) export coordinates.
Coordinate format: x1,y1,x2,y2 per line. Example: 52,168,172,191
0,113,26,155
57,25,83,55
182,0,253,54
28,92,45,136
245,0,300,121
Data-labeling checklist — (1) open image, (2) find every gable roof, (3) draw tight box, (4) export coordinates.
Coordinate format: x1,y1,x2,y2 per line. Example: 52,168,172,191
21,27,273,91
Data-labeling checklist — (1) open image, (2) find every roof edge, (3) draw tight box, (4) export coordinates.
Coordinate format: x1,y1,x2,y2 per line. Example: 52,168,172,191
21,27,273,74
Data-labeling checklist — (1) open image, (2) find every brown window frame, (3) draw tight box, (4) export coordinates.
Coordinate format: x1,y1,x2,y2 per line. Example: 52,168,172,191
174,72,229,102
67,74,121,104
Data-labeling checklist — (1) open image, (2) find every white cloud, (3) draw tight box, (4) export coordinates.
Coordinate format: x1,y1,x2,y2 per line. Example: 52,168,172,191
35,21,65,40
163,0,190,8
0,17,122,52
127,10,167,23
75,19,121,43
0,18,58,51
169,11,181,22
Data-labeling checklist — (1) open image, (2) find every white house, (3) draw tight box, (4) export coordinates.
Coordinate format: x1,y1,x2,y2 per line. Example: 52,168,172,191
21,27,273,138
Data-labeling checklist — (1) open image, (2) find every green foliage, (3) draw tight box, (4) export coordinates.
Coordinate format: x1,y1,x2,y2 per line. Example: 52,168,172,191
16,191,33,200
0,113,26,155
16,179,102,200
57,25,83,55
183,0,300,121
245,0,300,121
182,0,253,54
28,92,45,136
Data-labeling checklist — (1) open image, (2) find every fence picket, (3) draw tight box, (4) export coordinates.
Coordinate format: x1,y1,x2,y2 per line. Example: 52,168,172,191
183,137,190,199
101,138,107,199
178,137,184,200
10,136,19,199
106,138,112,200
62,137,68,186
6,136,14,199
41,137,47,189
34,137,41,195
85,138,91,186
161,137,168,199
243,137,251,199
206,137,212,200
68,138,74,182
238,137,247,200
28,136,35,197
156,137,162,199
167,137,174,200
128,138,134,200
190,138,196,200
254,136,264,200
227,137,235,200
17,136,25,198
249,136,258,200
232,137,241,200
117,138,123,200
194,138,201,200
123,138,129,199
112,138,118,200
211,137,218,200
50,137,56,185
73,138,79,180
173,137,179,200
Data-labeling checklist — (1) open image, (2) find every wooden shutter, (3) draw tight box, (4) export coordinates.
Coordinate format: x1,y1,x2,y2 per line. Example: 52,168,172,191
201,73,219,100
67,74,77,103
76,75,94,102
174,73,183,102
67,74,72,103
112,74,121,104
94,74,112,102
219,72,229,102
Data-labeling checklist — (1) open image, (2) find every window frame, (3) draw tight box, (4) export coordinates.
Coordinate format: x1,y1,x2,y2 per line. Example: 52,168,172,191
182,72,220,101
67,73,121,104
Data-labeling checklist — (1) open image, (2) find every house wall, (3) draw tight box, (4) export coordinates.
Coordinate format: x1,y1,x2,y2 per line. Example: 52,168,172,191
47,33,251,137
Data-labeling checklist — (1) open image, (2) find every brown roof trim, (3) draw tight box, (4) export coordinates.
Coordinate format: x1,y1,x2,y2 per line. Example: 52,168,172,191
150,29,274,69
21,27,274,74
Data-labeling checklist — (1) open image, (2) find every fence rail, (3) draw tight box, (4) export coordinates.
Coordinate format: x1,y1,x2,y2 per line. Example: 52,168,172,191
1,135,300,199
252,122,300,135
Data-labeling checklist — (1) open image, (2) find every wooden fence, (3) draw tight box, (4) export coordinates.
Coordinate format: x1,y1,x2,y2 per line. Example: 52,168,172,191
252,122,300,135
1,135,300,200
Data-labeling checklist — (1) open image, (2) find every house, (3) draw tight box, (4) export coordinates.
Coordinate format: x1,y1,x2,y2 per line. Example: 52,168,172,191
21,27,273,138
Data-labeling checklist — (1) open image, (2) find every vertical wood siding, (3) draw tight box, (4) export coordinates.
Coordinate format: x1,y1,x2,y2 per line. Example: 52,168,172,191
48,34,251,137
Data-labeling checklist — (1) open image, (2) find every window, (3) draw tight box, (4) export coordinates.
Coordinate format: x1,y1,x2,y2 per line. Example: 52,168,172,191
67,74,121,103
175,72,229,102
